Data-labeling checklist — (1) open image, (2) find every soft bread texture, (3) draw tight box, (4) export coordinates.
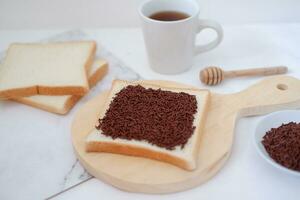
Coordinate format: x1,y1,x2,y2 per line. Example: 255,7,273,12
0,41,96,99
11,59,108,115
86,80,210,170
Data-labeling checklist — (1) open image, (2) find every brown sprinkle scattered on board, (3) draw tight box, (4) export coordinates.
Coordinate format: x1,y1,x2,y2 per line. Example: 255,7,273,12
96,85,198,150
262,122,300,171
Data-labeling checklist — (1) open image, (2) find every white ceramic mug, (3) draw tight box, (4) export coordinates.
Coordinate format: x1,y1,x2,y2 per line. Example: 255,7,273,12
139,0,223,74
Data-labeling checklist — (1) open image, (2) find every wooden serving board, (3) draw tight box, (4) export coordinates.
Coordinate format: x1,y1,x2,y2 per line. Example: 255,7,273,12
71,76,300,194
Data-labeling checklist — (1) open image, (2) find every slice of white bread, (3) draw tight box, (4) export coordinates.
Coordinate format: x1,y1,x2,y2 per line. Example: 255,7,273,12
86,80,210,170
0,41,96,99
11,59,108,115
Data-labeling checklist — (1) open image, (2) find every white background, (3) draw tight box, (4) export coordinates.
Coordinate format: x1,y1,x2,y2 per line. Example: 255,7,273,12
1,0,300,200
0,0,300,29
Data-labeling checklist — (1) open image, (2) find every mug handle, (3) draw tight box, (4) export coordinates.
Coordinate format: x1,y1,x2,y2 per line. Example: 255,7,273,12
194,19,223,55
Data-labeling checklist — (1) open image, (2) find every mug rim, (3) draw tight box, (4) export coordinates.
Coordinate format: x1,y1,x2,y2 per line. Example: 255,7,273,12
138,0,200,24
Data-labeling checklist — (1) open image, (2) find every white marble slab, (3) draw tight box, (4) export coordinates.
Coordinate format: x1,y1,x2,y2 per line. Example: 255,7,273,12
0,30,140,200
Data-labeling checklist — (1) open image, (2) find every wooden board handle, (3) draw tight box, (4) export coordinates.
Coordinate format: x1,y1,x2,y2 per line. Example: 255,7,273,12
232,75,300,117
224,66,288,79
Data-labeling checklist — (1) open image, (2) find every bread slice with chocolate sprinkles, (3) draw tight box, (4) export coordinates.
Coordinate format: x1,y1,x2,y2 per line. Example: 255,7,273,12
86,80,210,170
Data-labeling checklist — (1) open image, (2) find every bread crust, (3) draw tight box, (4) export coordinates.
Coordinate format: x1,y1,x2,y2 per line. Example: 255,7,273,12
86,141,194,170
0,86,37,99
191,90,210,165
11,60,108,115
0,41,97,99
89,62,109,88
82,41,96,91
113,79,209,93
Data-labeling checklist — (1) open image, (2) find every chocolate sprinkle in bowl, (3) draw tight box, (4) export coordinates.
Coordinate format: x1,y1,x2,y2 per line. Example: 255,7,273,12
254,110,300,176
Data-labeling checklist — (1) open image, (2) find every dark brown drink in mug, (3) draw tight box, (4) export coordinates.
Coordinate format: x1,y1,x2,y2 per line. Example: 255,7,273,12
149,11,190,21
139,0,223,74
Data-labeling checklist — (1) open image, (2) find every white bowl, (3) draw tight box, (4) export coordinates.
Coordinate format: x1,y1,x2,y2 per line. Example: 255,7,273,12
254,110,300,176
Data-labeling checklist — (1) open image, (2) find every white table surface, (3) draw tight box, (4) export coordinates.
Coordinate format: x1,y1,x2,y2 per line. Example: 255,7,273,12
0,24,300,200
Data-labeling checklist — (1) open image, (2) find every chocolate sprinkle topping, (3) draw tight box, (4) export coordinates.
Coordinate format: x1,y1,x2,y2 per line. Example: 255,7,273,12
96,85,198,150
262,122,300,171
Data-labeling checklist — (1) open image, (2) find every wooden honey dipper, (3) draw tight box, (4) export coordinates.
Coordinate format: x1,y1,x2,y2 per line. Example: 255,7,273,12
200,66,288,85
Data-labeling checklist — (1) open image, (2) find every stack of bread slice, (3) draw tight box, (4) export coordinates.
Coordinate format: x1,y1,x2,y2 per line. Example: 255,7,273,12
0,41,108,114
